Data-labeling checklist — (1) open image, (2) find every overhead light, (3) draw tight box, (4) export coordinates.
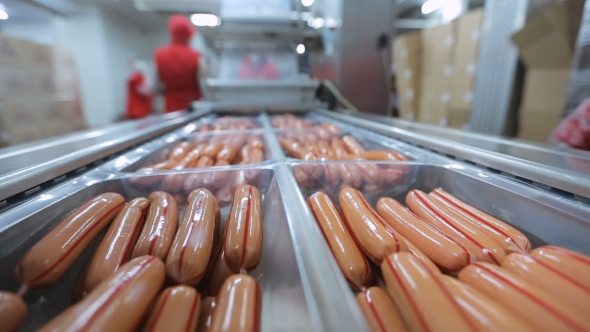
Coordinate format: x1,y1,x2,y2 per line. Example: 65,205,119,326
190,13,220,27
301,0,315,7
296,44,306,54
307,17,324,29
0,3,8,20
421,0,446,15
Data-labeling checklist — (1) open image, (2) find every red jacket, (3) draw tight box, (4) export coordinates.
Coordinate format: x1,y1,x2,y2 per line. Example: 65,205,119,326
125,72,152,119
155,15,202,113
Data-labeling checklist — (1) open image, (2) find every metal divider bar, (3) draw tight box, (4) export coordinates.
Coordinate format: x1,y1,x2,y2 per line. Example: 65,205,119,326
259,112,369,332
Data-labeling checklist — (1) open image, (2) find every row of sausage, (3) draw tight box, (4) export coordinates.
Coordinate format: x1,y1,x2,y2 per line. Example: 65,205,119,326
308,187,590,331
194,117,260,132
1,185,264,332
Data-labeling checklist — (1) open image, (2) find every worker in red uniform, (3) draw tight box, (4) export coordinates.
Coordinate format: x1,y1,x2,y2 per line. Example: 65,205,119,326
237,53,280,80
125,58,153,119
154,15,203,113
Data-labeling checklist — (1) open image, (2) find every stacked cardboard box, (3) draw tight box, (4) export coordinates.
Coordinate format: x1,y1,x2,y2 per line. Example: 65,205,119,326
449,9,483,128
0,34,85,145
418,22,456,126
393,31,422,121
511,1,583,143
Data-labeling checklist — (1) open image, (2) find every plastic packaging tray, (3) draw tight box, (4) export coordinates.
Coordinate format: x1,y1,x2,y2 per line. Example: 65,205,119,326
0,167,316,331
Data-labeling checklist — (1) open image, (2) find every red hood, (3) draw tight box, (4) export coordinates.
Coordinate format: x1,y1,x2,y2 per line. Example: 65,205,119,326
169,15,195,45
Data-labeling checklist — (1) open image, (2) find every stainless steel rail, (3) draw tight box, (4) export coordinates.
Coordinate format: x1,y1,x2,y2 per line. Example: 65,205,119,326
318,110,590,199
0,110,208,202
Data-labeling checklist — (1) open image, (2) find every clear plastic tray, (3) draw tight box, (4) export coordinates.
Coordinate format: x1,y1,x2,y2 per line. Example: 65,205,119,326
190,113,262,132
120,129,274,173
0,167,315,331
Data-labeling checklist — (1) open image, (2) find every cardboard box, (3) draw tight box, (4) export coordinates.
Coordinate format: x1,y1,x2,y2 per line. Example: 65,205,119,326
520,69,570,113
518,111,562,143
421,22,456,77
447,108,471,129
0,34,28,67
418,75,450,126
0,68,32,98
453,9,483,72
394,31,422,121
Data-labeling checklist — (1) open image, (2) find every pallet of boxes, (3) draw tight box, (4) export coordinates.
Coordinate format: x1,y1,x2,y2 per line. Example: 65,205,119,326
393,9,483,128
0,34,86,146
511,0,584,143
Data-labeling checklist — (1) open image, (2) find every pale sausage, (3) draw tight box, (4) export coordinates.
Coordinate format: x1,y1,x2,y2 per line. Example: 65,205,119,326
209,274,261,332
356,286,408,332
143,285,201,332
342,135,365,155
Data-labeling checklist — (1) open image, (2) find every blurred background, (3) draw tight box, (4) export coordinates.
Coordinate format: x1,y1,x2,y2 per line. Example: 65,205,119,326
0,0,587,148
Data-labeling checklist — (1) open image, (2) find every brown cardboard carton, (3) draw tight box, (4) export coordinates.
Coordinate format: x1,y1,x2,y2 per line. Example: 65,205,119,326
418,75,450,126
520,69,570,113
447,108,471,129
518,111,562,143
22,40,54,69
0,68,32,98
0,34,28,67
421,22,456,77
450,72,474,110
394,31,422,121
453,9,483,73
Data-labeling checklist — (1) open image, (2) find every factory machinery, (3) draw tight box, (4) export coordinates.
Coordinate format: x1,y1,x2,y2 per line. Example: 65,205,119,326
0,102,589,331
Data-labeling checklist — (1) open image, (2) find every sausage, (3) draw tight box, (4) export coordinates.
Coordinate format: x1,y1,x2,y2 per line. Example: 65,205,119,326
161,146,206,192
342,135,366,155
318,123,342,138
202,142,224,159
530,246,590,287
361,150,407,162
84,197,150,292
501,253,590,313
143,285,201,332
0,291,27,332
132,192,179,260
381,252,478,331
404,240,441,275
439,275,535,332
336,163,362,188
215,186,234,206
381,168,405,184
16,193,125,288
166,189,218,285
307,192,372,290
406,190,505,265
39,256,165,332
376,197,472,273
331,139,349,159
247,135,264,150
209,274,261,332
356,286,408,332
430,189,530,253
197,297,216,332
223,185,263,273
339,188,407,264
458,262,590,331
216,145,240,163
199,160,231,191
206,245,234,296
169,141,196,162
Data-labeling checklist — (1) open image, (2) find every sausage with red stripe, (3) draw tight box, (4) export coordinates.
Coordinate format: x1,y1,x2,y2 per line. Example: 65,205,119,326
169,141,196,162
459,262,590,331
339,188,407,264
530,246,590,287
356,286,408,332
404,240,441,275
84,197,150,292
209,274,261,332
216,145,240,163
381,252,478,331
197,297,216,332
308,192,372,290
132,192,178,260
501,252,590,314
39,256,165,332
377,197,471,273
430,189,530,253
166,189,218,285
223,185,263,273
143,285,201,332
406,190,505,265
439,275,535,332
0,291,27,332
205,245,234,296
16,193,125,288
362,150,407,162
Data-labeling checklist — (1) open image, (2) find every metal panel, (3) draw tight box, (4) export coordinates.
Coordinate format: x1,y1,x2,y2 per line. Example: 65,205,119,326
469,0,529,135
339,0,394,115
565,0,590,116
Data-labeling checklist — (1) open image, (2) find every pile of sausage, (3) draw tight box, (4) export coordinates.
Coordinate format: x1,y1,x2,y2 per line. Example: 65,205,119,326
0,185,264,332
308,188,590,331
131,136,264,204
196,116,259,132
